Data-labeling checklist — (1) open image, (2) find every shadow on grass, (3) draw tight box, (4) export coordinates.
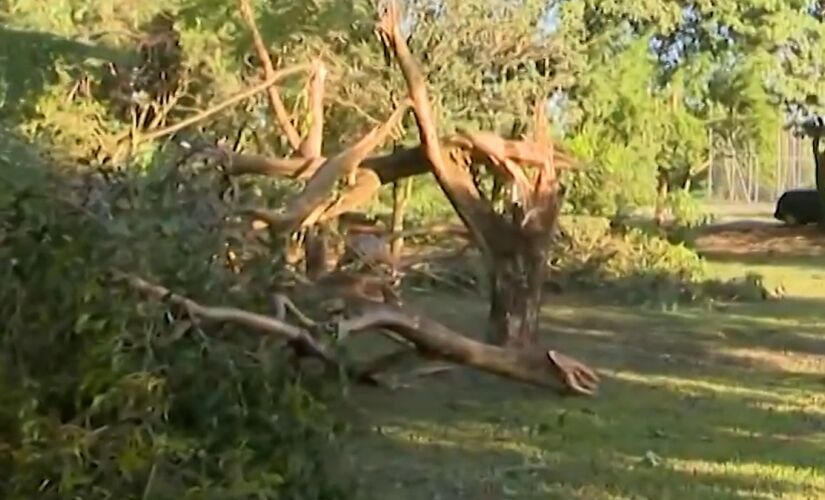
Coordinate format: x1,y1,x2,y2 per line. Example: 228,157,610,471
347,370,824,499
697,251,825,272
688,222,825,268
345,287,825,499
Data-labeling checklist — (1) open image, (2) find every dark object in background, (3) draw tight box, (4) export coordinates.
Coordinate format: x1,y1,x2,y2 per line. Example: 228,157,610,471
774,189,824,225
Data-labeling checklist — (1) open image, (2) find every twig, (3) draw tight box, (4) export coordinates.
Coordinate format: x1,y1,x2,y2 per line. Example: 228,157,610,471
331,95,382,124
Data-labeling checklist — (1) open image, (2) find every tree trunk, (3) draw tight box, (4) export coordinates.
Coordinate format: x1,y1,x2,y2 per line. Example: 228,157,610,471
304,219,341,279
654,166,669,227
304,227,328,280
488,244,546,348
813,136,825,228
390,178,411,260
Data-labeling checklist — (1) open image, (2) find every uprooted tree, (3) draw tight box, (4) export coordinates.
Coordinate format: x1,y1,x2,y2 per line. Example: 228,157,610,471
128,1,599,396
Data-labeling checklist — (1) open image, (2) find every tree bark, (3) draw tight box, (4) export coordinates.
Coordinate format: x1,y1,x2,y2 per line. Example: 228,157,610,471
304,226,328,279
337,302,599,395
390,178,411,260
813,136,825,228
488,241,546,348
654,166,669,227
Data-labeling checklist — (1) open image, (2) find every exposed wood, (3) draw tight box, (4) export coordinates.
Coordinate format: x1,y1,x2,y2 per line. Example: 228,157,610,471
297,60,335,278
300,60,327,158
376,2,513,260
245,100,412,231
337,303,599,395
220,134,573,224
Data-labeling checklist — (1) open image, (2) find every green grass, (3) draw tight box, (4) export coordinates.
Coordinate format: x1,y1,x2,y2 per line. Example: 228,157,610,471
341,242,825,499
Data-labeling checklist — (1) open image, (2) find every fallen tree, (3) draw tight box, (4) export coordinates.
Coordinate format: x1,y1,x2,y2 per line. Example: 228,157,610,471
127,0,599,395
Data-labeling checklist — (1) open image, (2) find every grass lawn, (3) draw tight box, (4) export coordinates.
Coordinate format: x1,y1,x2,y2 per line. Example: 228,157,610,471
341,223,825,499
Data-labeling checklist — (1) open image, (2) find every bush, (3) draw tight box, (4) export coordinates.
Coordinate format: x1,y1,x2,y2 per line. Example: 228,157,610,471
666,189,713,229
0,145,355,499
550,215,770,308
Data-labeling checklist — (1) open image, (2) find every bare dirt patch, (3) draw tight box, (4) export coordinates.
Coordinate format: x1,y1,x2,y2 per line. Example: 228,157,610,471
693,220,825,257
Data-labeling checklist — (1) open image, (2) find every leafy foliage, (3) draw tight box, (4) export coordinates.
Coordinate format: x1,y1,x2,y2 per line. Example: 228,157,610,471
0,134,354,499
3,0,823,497
550,216,771,308
562,36,664,214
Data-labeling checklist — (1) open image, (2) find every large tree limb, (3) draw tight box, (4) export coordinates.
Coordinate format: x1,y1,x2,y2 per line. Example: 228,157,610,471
336,303,599,395
376,2,513,259
121,274,339,366
219,132,577,223
237,0,302,150
246,100,412,231
300,60,327,158
222,154,326,179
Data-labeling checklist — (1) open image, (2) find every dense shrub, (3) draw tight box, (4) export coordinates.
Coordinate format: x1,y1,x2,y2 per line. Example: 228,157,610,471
550,215,770,308
0,142,355,499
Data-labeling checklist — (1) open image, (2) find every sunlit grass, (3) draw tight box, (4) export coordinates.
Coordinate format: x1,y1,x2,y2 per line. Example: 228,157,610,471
348,250,825,499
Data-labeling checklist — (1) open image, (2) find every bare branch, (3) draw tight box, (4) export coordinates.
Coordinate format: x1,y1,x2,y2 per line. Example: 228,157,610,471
222,153,325,179
337,303,599,395
237,0,302,150
220,125,579,225
121,274,338,365
139,65,310,143
270,293,318,328
449,130,579,170
376,2,512,259
299,60,327,158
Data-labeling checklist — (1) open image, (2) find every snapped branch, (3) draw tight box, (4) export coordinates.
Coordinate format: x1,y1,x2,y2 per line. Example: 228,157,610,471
246,100,412,232
336,302,600,395
376,2,512,259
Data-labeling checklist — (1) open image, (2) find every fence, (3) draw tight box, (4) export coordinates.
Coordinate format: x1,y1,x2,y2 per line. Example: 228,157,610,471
706,130,817,204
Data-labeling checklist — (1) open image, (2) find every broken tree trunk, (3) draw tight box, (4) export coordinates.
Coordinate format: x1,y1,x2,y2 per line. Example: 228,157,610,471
488,242,547,348
373,2,596,382
157,0,600,396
